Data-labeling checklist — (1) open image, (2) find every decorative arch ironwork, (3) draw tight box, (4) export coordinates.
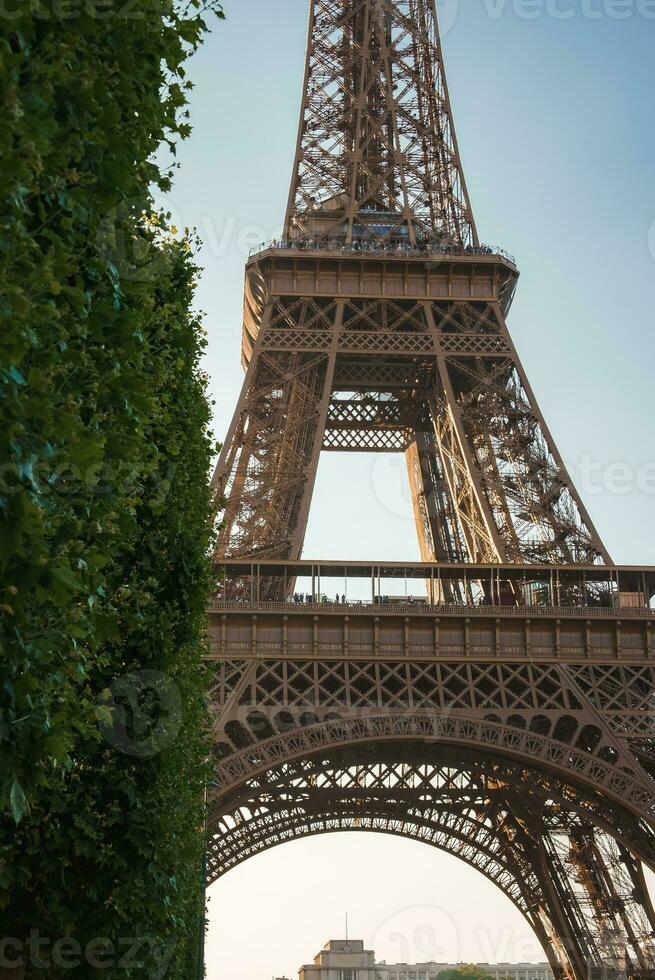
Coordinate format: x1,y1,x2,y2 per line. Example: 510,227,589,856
209,741,655,980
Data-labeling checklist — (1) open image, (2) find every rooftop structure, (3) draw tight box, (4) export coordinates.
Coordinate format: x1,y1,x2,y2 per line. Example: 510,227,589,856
294,939,554,980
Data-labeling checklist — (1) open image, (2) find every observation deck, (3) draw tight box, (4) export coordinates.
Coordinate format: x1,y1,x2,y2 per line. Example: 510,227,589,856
207,561,655,666
241,239,519,370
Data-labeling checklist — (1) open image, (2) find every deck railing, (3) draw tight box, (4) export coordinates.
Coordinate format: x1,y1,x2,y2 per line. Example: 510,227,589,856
209,599,655,618
249,238,517,266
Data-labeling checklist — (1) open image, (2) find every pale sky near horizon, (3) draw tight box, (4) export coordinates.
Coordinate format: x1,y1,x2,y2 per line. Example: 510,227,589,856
161,2,655,976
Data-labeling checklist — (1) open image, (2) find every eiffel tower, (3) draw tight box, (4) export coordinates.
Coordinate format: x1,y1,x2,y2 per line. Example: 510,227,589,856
208,4,655,978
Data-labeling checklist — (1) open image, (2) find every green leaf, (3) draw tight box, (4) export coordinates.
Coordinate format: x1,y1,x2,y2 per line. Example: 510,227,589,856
95,705,114,728
51,564,81,592
4,366,26,386
10,779,28,824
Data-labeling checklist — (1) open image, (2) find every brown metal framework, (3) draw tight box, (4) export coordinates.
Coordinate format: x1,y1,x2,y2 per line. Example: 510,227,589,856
284,0,476,247
209,4,653,979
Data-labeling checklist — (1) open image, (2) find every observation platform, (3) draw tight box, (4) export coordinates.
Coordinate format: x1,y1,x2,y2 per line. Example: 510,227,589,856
248,238,518,267
241,239,520,368
245,239,518,305
207,561,655,666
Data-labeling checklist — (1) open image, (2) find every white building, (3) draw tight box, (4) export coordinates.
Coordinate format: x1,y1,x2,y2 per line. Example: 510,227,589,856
295,939,554,980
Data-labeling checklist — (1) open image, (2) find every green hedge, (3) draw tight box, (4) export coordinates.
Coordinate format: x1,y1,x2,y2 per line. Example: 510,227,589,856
0,3,221,975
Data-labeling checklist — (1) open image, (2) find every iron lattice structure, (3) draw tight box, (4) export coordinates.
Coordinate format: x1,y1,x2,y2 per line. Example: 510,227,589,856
209,4,655,979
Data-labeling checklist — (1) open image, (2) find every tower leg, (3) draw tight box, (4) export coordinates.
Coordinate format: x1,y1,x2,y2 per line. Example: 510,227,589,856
213,295,340,583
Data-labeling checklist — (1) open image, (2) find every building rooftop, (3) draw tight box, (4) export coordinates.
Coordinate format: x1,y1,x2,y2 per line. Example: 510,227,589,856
293,939,555,980
324,940,366,953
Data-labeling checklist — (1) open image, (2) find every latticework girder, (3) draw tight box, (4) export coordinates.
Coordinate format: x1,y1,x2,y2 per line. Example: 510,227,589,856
214,288,608,566
207,0,650,975
207,742,655,980
285,0,477,245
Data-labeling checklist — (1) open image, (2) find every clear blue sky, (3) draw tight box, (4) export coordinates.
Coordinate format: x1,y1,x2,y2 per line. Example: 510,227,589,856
162,3,655,975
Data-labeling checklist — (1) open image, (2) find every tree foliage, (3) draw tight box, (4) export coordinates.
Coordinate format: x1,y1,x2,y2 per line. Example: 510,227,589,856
438,967,495,980
0,1,222,974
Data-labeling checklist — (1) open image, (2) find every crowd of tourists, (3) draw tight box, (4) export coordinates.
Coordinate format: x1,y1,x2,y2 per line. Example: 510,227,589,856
254,237,515,263
286,593,425,606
